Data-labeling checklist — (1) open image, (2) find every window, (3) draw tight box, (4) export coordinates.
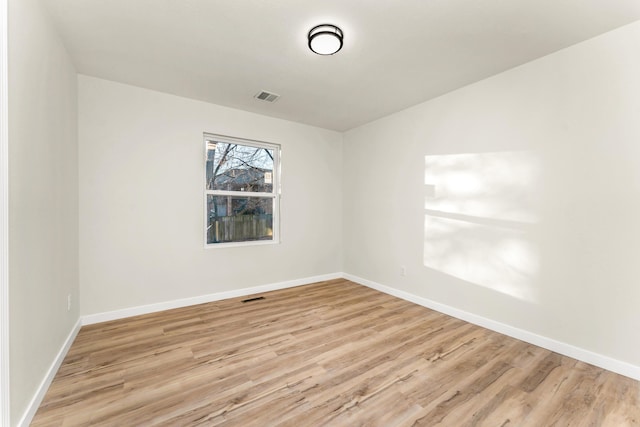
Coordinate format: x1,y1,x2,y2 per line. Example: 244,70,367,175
204,134,280,246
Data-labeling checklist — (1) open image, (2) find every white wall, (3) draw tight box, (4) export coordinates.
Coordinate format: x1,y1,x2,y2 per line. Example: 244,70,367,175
8,0,79,423
78,76,343,316
343,21,640,369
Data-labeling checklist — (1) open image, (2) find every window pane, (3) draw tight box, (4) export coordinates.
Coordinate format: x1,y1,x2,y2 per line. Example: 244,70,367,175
207,195,274,244
206,141,274,192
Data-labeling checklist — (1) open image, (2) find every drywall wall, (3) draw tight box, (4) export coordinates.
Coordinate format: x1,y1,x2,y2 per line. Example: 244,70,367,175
343,20,640,368
8,0,79,423
78,76,343,316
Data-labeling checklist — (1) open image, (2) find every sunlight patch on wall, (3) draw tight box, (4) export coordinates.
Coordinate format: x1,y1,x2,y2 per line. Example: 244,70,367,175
424,151,539,223
424,151,540,302
424,215,538,301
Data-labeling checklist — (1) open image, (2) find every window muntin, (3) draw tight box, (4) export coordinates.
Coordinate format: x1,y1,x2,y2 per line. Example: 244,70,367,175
204,134,279,246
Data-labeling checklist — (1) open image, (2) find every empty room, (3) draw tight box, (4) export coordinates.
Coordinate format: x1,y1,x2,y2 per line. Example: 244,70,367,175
2,0,640,425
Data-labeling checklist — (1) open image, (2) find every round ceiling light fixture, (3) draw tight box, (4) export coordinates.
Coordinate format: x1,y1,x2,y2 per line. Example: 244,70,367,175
308,24,343,55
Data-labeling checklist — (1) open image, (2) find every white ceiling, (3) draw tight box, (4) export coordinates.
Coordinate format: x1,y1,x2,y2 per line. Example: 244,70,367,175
40,0,640,131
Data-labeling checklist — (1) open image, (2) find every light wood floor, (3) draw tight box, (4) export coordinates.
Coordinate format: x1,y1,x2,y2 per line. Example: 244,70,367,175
32,279,639,426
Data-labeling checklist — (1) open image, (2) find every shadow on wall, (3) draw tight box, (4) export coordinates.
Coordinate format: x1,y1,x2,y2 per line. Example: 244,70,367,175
424,151,541,303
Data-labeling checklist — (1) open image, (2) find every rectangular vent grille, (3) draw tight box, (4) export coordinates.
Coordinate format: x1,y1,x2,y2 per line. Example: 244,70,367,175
254,91,280,103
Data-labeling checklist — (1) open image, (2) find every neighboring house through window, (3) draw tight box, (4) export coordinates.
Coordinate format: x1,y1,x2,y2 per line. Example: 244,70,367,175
204,133,280,246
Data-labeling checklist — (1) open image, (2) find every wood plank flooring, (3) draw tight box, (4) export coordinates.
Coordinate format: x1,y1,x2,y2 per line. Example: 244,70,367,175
31,279,640,426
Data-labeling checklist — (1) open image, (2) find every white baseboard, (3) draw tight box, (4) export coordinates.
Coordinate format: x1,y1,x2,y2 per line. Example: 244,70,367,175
82,272,343,325
343,273,640,381
18,318,81,427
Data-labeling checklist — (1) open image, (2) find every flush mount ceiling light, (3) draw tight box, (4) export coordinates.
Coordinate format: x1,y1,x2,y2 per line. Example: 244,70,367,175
308,24,343,55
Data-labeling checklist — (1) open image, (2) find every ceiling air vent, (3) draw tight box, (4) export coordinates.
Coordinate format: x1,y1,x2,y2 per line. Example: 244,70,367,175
254,90,280,103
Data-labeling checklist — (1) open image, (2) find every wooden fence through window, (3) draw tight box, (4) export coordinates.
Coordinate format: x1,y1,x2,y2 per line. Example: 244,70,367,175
208,214,273,243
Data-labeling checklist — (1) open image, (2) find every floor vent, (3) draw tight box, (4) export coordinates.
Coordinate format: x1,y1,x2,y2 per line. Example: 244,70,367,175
242,296,266,303
254,90,280,103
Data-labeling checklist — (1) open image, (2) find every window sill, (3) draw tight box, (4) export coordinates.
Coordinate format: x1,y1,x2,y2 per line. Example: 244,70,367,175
204,239,280,249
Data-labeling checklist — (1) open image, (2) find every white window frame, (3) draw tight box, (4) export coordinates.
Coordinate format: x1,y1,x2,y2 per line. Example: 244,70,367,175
0,0,8,423
203,133,281,248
